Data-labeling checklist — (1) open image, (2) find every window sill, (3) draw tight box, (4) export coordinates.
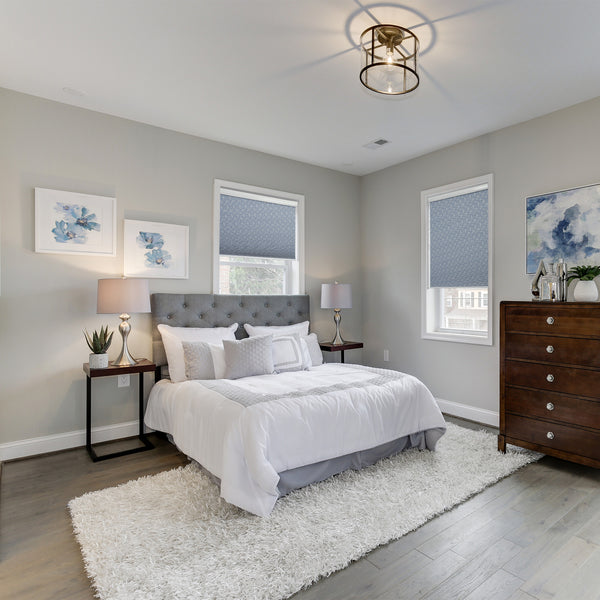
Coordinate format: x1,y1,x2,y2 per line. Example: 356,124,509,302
421,331,492,346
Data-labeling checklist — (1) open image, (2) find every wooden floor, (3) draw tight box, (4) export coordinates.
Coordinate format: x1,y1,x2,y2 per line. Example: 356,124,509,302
1,421,600,600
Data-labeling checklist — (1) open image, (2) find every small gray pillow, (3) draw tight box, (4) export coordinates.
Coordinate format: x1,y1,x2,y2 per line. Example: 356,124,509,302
182,341,217,380
223,335,275,380
272,333,309,373
303,333,323,366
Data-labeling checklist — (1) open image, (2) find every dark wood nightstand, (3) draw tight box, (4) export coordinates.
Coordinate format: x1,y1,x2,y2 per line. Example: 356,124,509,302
83,358,156,461
319,341,364,363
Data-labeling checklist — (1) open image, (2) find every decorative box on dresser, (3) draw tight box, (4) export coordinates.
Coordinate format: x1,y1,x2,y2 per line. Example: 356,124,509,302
499,300,600,468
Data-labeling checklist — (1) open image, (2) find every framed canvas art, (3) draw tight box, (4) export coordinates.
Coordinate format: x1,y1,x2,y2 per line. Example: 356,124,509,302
35,188,116,256
124,219,189,279
526,183,600,273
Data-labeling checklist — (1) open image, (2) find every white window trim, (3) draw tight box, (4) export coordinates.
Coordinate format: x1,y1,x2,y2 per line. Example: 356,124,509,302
420,173,493,345
213,179,305,294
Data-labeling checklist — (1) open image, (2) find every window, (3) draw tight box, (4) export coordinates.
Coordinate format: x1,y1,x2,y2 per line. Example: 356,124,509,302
213,180,304,295
421,174,493,345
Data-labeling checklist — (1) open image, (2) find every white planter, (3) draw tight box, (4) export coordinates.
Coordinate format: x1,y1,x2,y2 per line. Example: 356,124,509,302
573,280,599,302
89,353,109,369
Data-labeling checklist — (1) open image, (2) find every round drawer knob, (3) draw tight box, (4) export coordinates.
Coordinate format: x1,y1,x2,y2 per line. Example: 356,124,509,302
546,316,555,325
546,345,554,354
547,431,555,440
546,374,554,382
546,402,555,411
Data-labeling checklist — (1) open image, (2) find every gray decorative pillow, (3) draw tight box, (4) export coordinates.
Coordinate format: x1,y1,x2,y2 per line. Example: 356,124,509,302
303,333,323,366
223,335,275,380
182,341,227,380
272,333,310,373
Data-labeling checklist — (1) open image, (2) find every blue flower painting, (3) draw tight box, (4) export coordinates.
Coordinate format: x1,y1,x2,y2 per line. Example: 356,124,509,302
526,184,600,273
52,202,101,244
137,231,171,268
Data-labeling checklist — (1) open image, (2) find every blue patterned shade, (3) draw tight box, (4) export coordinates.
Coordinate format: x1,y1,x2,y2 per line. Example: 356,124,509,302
220,194,297,259
429,189,488,288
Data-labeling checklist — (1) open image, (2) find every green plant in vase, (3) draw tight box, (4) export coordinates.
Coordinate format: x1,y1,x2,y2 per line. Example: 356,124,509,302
84,325,114,368
567,265,600,302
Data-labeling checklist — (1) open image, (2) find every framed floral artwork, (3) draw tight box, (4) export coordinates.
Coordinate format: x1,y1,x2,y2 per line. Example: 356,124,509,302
123,219,189,279
35,188,116,255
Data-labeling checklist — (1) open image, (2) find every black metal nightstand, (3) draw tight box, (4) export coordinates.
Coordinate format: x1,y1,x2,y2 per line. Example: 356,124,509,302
83,358,156,461
318,341,364,363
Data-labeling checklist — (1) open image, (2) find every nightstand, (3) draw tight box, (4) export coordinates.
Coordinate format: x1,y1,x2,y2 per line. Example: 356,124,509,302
319,341,364,363
83,358,156,461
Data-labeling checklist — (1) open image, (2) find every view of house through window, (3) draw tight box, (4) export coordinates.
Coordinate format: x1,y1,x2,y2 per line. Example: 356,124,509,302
440,287,488,332
213,180,304,295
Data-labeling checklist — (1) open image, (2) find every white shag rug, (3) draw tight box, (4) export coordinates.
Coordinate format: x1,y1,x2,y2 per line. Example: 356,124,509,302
69,423,539,600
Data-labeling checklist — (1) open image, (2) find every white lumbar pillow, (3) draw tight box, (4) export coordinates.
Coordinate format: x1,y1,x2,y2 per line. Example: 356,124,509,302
243,321,310,338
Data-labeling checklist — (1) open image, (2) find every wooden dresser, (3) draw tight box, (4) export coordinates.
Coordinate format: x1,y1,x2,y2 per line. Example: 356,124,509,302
499,300,600,468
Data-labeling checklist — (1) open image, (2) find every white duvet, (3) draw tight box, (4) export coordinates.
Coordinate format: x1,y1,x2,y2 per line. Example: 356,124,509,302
144,363,446,516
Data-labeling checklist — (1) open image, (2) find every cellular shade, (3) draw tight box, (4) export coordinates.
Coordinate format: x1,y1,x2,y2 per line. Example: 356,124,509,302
429,189,488,288
321,283,352,309
220,194,296,259
97,278,150,314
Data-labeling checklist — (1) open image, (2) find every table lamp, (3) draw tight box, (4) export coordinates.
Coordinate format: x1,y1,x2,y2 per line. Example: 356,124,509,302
97,278,150,366
321,282,352,345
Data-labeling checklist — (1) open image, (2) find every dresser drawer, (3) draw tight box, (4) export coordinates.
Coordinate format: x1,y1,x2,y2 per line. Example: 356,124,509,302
505,360,600,398
504,305,600,337
504,333,600,367
505,413,600,462
505,386,600,430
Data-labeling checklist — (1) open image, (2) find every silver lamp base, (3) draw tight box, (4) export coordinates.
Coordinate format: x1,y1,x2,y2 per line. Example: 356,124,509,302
112,313,138,366
330,309,346,345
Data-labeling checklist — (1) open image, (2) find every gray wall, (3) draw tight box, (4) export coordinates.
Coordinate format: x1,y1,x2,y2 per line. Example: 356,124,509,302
361,96,600,422
0,88,361,449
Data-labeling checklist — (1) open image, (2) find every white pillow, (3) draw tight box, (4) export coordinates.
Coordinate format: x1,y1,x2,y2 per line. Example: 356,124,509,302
157,323,238,382
272,333,310,373
223,335,275,380
303,332,323,367
244,321,310,338
182,341,227,380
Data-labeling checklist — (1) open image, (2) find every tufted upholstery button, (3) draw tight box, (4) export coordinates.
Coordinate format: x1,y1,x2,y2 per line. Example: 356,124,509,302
167,314,172,319
182,303,187,309
212,303,216,308
239,302,243,308
252,313,257,318
264,303,269,307
199,313,204,319
287,301,292,306
266,322,271,326
276,312,282,317
227,313,232,318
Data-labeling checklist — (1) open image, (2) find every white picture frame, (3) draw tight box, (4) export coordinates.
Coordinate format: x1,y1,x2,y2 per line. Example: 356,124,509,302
124,219,189,279
35,188,116,256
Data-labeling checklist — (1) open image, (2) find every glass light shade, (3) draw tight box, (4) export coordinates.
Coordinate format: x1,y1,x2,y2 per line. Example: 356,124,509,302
360,24,419,95
97,278,150,314
321,283,352,309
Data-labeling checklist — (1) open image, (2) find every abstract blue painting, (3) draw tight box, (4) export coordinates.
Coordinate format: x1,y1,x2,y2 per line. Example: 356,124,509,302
526,183,600,273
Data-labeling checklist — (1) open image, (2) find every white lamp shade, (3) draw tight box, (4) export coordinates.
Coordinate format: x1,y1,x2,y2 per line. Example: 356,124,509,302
97,278,150,314
321,283,352,309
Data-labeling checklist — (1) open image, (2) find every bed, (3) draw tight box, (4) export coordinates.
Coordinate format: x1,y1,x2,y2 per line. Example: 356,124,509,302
144,293,446,516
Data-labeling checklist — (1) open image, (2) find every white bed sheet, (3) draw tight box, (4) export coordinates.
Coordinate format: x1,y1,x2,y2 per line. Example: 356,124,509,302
144,363,446,516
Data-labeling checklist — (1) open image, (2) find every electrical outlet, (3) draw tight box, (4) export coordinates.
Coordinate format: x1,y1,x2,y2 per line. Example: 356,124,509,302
117,374,130,388
383,349,390,362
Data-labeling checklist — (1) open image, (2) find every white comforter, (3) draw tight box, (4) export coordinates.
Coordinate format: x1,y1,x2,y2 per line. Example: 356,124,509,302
144,363,446,516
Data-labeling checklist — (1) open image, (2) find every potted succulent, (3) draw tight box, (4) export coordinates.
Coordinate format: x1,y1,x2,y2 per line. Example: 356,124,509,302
84,325,114,368
567,265,600,302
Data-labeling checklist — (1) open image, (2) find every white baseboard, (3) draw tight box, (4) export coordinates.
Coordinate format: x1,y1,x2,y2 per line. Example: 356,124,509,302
436,397,499,428
0,421,150,462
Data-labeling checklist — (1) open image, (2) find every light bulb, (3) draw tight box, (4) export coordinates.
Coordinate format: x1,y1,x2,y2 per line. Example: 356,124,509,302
386,48,394,65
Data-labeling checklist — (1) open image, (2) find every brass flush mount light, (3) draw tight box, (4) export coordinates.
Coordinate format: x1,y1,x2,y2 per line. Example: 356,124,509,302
360,24,419,95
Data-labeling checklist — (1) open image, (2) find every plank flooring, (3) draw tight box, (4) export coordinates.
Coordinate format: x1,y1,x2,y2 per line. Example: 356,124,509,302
1,419,600,599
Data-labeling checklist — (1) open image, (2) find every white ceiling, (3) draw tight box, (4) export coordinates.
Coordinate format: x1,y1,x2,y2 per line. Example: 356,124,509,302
3,0,600,176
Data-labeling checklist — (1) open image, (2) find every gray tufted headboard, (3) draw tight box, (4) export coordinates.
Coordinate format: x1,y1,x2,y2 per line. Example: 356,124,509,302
151,293,310,367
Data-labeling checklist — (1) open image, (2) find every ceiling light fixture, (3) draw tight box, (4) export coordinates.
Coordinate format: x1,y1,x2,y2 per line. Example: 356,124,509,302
359,24,419,96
